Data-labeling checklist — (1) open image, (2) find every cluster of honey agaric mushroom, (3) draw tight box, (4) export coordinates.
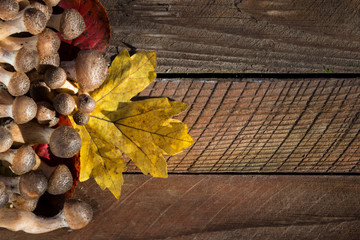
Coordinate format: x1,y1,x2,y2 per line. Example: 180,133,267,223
0,0,109,234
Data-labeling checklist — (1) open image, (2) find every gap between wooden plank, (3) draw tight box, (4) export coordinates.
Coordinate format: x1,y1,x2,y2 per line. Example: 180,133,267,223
157,73,360,80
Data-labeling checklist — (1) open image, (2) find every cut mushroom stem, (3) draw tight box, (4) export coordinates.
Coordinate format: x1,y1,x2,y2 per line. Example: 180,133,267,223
0,126,13,153
0,95,37,124
61,50,108,92
0,28,61,58
0,171,47,200
35,162,73,195
0,145,36,175
9,121,82,158
0,66,30,96
47,9,85,40
0,8,47,40
0,47,37,72
44,66,78,94
0,199,92,233
0,182,9,208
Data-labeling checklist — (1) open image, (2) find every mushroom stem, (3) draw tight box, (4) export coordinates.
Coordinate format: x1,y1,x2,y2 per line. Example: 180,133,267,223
47,9,85,40
9,121,82,158
0,199,92,233
0,145,36,175
0,126,13,153
0,182,9,208
0,66,30,96
0,8,47,40
0,47,37,72
0,95,37,124
0,89,13,105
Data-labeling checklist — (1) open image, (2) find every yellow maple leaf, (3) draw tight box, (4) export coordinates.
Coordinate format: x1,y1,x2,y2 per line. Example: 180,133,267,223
71,50,193,198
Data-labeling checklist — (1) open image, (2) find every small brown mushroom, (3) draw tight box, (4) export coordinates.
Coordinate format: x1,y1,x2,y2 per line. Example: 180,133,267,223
0,145,36,175
61,49,108,92
36,52,60,73
76,93,96,113
0,8,47,40
0,28,61,58
0,199,92,233
0,95,37,124
35,162,73,195
0,126,13,153
0,66,30,96
47,9,85,40
9,121,82,158
0,47,37,72
53,92,76,115
0,171,47,200
44,66,78,94
43,0,59,7
73,111,89,125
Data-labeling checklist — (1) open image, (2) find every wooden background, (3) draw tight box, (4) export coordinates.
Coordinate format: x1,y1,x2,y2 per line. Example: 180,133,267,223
2,0,360,239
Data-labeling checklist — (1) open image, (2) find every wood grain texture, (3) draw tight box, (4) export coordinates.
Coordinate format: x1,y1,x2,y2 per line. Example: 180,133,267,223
102,0,360,73
128,78,360,173
2,175,360,239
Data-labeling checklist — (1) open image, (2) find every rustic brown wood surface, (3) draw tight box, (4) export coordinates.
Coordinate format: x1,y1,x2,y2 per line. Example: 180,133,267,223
122,77,360,173
2,174,360,239
102,0,360,73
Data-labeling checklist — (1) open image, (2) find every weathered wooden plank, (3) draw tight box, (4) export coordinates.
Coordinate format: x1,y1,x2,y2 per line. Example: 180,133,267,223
125,78,360,173
2,175,360,239
102,0,360,73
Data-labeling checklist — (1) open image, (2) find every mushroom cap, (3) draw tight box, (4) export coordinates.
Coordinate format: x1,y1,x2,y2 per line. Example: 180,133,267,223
44,66,66,89
0,0,19,21
47,164,73,195
43,0,60,7
77,94,96,113
19,171,48,199
14,47,37,73
53,92,75,115
8,72,30,96
49,125,81,158
0,126,13,152
23,8,47,35
12,95,37,124
36,101,56,125
30,1,52,21
59,9,85,40
73,111,89,125
64,199,93,230
11,144,36,175
0,181,9,208
75,50,108,92
37,28,61,58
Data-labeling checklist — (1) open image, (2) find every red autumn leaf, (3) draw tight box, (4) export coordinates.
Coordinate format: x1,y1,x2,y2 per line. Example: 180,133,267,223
57,0,111,60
